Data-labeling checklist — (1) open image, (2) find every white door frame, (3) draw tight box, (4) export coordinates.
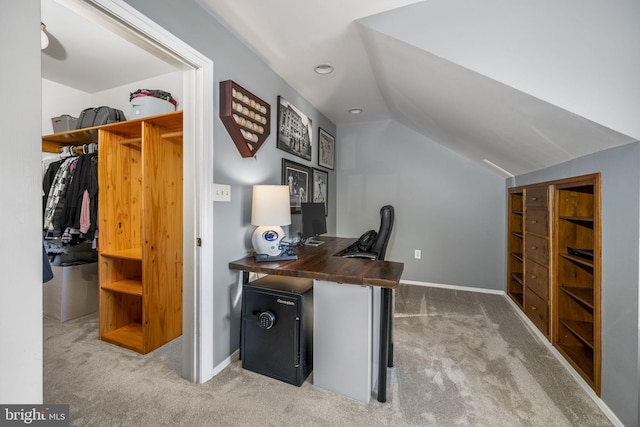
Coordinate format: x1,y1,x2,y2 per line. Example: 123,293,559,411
58,0,216,383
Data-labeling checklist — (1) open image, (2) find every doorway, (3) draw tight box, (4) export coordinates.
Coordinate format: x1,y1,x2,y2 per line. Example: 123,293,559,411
41,0,215,383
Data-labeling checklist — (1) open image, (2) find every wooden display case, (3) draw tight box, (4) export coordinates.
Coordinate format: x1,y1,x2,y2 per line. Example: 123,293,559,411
219,80,271,157
552,174,600,394
507,188,524,307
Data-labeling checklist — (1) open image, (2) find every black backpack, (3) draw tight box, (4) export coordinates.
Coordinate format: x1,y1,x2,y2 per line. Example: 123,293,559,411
76,106,126,129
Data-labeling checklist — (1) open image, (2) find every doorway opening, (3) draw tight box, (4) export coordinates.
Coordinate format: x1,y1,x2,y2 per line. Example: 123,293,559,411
41,0,215,383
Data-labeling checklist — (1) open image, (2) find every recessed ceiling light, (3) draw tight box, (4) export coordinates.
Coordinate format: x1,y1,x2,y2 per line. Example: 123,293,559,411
348,108,363,114
314,64,334,75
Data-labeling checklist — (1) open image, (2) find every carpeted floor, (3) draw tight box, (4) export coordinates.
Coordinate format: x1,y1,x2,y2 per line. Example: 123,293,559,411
43,284,612,426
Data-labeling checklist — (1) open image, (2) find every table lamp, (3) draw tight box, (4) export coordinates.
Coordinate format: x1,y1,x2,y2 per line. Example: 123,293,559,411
251,185,297,262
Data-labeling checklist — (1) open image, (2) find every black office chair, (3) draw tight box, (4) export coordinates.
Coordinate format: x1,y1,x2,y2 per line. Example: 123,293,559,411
342,205,394,260
341,205,396,392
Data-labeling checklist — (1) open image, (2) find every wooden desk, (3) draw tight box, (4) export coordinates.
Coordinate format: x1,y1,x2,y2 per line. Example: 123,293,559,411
229,236,404,402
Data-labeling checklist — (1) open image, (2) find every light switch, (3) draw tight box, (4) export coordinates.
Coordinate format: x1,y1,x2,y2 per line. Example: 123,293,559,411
213,184,231,202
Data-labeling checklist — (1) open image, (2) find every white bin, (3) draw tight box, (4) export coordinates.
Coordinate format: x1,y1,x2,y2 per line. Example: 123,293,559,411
43,263,98,322
130,96,175,118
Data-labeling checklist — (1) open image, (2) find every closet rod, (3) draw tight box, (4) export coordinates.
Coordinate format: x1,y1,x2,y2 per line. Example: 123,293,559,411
161,131,183,139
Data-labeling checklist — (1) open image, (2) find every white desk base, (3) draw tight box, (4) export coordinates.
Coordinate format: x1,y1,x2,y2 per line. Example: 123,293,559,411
313,280,380,403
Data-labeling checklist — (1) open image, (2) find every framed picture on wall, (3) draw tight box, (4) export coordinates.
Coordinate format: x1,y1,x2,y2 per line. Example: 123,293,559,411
312,168,328,216
318,128,335,170
282,158,311,212
277,96,313,161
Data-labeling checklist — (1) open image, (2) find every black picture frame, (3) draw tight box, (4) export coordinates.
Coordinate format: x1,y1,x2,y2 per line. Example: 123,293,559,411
312,168,329,216
318,128,335,170
282,158,311,212
277,96,313,161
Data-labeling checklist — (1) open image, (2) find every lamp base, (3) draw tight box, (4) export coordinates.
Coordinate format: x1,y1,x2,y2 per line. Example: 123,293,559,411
254,253,298,263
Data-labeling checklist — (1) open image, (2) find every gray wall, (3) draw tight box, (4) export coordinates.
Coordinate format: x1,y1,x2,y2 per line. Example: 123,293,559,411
124,0,337,366
512,142,640,427
336,120,506,290
0,0,43,402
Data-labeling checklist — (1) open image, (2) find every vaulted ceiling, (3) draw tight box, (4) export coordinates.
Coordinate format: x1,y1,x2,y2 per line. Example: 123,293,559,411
199,0,639,177
42,0,640,177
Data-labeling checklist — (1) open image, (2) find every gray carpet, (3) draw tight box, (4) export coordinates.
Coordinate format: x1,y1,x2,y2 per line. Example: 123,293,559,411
43,284,612,426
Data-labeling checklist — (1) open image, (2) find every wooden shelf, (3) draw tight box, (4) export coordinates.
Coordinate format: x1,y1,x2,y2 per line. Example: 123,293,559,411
512,272,523,285
559,252,594,268
101,279,143,296
556,342,594,384
42,110,183,153
101,248,143,261
509,291,524,307
512,210,523,215
560,286,594,309
559,215,594,223
553,173,600,395
101,324,143,353
512,252,523,262
96,112,183,355
559,319,594,348
512,232,523,239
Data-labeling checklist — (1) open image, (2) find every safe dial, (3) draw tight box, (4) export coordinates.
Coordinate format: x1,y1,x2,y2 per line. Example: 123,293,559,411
257,310,276,329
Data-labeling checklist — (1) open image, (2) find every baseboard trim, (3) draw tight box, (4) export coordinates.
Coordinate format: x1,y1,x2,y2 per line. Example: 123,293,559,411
502,296,624,427
399,279,505,295
211,349,240,378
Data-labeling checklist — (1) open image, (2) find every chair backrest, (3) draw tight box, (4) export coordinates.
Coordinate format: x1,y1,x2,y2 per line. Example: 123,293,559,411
371,205,394,260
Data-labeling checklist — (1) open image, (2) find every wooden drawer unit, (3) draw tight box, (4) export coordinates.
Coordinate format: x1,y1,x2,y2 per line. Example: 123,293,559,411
525,186,548,208
525,208,549,237
526,233,549,266
525,286,549,336
525,259,549,301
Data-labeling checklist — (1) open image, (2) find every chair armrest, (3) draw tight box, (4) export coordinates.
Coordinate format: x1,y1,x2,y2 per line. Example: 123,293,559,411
341,252,378,260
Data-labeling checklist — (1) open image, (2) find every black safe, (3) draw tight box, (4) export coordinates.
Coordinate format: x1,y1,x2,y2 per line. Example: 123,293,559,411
241,275,313,386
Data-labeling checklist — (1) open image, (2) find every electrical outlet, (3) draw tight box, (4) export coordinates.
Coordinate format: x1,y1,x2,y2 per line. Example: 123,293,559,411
213,184,231,202
414,249,421,259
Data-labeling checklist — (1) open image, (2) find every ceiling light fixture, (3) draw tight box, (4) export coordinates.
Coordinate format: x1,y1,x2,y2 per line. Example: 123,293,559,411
41,22,49,50
314,64,334,75
348,108,363,115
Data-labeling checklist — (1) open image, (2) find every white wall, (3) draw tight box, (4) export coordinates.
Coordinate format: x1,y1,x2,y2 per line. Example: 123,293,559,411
0,0,43,403
42,71,182,135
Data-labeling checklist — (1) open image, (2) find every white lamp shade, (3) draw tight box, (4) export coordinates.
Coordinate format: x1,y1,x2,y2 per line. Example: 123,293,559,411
251,185,291,226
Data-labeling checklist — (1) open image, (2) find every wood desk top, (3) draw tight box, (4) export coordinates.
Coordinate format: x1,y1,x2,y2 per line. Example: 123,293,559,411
228,236,404,289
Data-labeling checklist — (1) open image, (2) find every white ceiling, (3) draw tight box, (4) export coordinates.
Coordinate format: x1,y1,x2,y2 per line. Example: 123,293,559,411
42,0,640,177
41,0,178,93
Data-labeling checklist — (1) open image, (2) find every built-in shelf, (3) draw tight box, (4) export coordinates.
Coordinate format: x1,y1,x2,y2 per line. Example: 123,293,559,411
100,248,143,261
100,279,143,296
560,286,594,308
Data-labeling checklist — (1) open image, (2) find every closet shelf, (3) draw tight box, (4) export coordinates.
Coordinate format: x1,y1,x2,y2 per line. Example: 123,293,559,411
101,324,143,353
100,248,142,261
42,110,184,153
101,279,142,296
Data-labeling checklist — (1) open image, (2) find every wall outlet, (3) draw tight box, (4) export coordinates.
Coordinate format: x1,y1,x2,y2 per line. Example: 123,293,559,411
213,184,231,202
414,249,421,259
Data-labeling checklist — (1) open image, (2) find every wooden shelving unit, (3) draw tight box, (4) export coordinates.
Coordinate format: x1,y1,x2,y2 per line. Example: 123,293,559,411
507,188,524,307
553,174,601,395
507,173,601,395
44,111,184,355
